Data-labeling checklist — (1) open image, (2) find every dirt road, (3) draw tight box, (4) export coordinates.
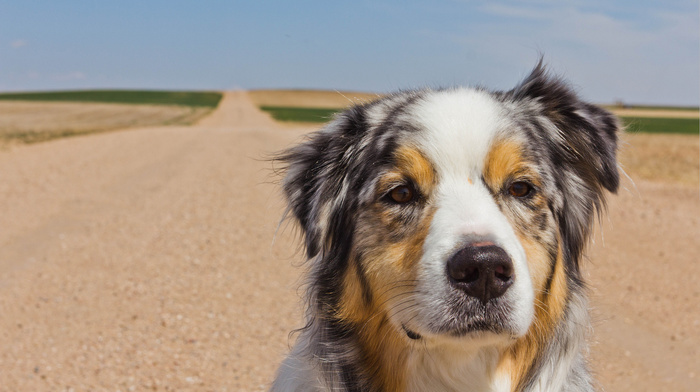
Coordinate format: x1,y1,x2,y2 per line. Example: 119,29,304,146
0,92,697,391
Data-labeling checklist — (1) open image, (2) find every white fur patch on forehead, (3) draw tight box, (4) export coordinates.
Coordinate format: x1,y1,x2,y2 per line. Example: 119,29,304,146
410,88,505,179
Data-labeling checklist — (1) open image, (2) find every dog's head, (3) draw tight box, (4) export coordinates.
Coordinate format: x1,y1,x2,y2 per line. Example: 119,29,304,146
279,64,619,348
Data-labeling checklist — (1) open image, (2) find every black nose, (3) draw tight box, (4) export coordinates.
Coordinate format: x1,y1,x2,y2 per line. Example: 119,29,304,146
446,243,514,303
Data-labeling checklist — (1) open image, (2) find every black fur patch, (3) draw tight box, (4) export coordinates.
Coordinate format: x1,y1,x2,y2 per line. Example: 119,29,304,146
504,60,619,278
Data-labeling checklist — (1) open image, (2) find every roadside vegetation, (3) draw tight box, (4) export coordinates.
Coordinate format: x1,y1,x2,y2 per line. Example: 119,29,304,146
259,106,339,123
620,117,698,135
0,90,222,107
0,90,222,145
260,105,699,135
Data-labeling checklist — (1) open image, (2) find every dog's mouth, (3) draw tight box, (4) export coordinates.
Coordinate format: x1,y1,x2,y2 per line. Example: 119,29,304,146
443,321,506,337
402,324,422,340
402,296,515,340
403,320,505,340
402,310,511,342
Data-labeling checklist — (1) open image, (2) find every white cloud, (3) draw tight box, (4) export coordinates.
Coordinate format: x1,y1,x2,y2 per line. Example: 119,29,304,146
426,2,699,104
10,39,27,48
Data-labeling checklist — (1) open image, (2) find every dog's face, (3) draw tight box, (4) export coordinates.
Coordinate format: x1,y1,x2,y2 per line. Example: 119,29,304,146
280,66,619,349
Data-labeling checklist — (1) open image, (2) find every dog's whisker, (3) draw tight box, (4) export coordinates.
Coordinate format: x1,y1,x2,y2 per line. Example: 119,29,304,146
357,296,419,335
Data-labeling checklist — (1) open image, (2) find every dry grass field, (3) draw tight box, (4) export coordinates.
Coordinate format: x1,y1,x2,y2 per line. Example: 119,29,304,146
0,101,213,144
0,91,697,391
619,132,699,185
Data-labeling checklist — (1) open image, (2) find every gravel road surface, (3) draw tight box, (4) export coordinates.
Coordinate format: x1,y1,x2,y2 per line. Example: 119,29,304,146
0,92,697,391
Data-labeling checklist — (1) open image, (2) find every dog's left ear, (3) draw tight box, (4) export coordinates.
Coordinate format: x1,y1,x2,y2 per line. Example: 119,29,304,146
508,61,621,271
510,61,620,194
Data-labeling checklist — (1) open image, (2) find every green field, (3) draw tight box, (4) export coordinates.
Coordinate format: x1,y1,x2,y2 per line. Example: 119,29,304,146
260,106,699,135
605,105,699,112
0,90,222,107
259,106,339,123
621,117,699,135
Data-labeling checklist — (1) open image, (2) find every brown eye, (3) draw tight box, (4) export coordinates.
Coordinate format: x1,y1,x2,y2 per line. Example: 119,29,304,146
508,181,533,198
389,185,414,204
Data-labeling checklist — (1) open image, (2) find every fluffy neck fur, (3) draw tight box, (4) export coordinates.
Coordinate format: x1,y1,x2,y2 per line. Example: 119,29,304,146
273,289,592,392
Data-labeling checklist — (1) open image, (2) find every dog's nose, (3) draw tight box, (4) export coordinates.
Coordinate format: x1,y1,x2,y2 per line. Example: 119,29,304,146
446,243,514,303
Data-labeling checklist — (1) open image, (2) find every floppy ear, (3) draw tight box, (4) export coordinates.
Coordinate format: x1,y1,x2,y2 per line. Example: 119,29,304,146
277,106,369,259
511,61,620,193
509,61,621,272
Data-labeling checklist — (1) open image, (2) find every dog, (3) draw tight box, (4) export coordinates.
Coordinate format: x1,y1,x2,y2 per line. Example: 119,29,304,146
271,62,619,392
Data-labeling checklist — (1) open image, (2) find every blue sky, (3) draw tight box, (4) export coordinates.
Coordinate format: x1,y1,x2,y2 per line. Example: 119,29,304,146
1,0,698,106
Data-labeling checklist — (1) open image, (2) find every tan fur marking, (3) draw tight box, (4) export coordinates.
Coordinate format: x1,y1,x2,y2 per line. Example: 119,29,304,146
333,146,438,391
539,241,569,339
486,138,571,389
337,261,412,390
497,240,569,390
336,257,372,323
394,145,436,191
484,139,528,189
356,315,409,391
519,236,551,299
336,231,429,390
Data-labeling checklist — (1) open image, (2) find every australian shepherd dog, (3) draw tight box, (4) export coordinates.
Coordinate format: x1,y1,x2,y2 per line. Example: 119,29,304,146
271,63,619,392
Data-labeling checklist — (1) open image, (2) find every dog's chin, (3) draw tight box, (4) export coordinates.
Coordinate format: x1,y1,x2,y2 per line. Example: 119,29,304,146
401,322,518,350
402,298,527,344
432,320,517,340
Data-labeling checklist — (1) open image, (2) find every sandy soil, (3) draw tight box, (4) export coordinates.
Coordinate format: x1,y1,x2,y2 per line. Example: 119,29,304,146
0,101,212,144
0,91,697,391
610,108,699,119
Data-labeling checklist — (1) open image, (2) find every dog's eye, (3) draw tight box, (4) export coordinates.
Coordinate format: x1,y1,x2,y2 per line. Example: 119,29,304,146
508,181,534,198
389,185,415,204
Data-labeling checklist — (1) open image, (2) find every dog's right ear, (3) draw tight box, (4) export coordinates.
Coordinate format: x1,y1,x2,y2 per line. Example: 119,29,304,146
277,107,368,259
